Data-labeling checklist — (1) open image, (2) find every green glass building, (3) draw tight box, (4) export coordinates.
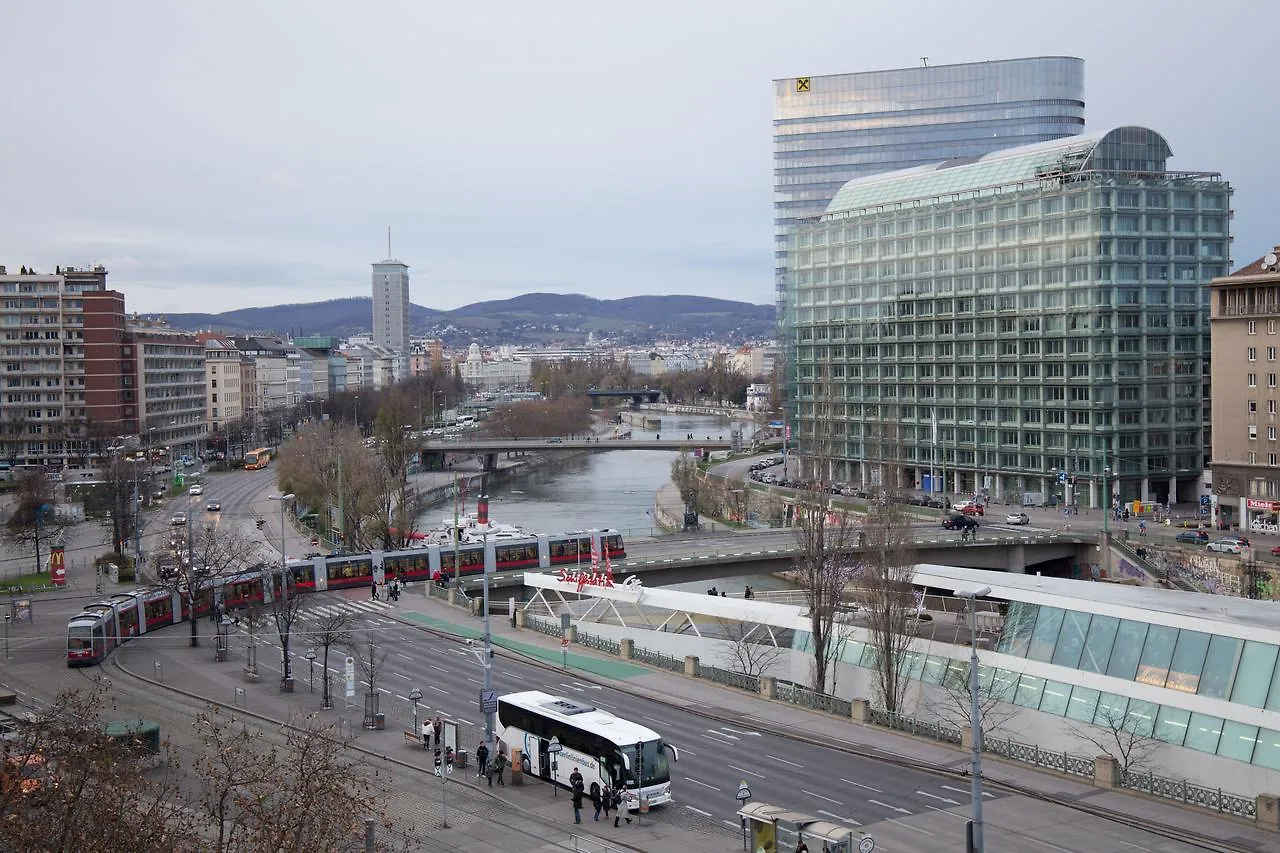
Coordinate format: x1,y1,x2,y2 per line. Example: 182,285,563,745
784,127,1230,506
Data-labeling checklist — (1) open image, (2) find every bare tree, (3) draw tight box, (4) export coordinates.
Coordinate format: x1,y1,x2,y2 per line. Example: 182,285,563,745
352,632,389,729
240,602,270,680
935,660,1018,739
1070,700,1162,777
670,452,701,522
722,471,751,525
5,469,65,576
310,607,354,710
276,423,386,551
189,708,408,852
0,687,199,852
270,569,306,688
159,522,262,647
715,618,785,679
792,492,860,694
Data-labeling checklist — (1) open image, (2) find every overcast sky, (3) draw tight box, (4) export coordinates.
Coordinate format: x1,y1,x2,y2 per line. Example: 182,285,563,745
2,1,1275,315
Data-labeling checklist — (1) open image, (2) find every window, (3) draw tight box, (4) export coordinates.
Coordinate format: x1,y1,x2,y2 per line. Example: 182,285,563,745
1079,614,1119,673
1255,730,1280,771
1184,713,1224,754
1153,706,1191,746
1164,630,1211,693
1249,347,1258,361
1249,373,1258,388
1198,635,1242,700
1106,620,1149,680
1013,675,1045,708
1093,693,1129,728
1064,686,1100,722
1052,611,1091,669
1038,680,1072,715
995,602,1038,657
1233,641,1279,708
1249,321,1258,335
1027,607,1065,662
1218,721,1259,763
1135,625,1179,687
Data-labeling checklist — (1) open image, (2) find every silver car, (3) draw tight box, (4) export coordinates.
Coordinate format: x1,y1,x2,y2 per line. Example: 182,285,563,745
1005,512,1030,525
1207,539,1242,554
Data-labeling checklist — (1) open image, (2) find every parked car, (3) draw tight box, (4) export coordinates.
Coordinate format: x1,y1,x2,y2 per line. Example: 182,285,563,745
1207,539,1243,554
942,514,979,531
1175,530,1209,544
1005,512,1030,525
1271,545,1280,557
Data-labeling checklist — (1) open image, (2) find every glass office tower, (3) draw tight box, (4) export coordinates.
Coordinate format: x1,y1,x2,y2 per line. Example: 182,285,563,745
774,57,1086,306
785,127,1229,507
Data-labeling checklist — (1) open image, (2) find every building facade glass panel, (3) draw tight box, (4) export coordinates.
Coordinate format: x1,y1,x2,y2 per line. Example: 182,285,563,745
1218,721,1260,763
1232,641,1278,707
1093,692,1129,727
1079,614,1119,674
1126,699,1159,737
1107,620,1150,681
1185,713,1225,754
1039,680,1072,715
1014,674,1046,708
1065,685,1100,722
1027,606,1065,662
1052,610,1091,669
1164,629,1211,693
1154,705,1192,746
1197,635,1242,700
996,601,1038,656
1253,730,1280,771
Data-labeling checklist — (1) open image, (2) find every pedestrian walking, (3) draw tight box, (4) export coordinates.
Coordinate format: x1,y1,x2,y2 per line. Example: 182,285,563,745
612,787,630,826
591,785,603,821
570,774,585,824
370,579,379,600
794,841,809,853
432,715,443,748
421,720,431,749
476,742,489,778
601,783,613,820
491,751,506,787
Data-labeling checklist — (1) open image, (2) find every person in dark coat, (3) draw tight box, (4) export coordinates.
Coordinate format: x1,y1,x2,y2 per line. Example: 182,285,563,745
476,742,489,778
601,783,613,821
490,751,505,787
570,775,585,824
371,579,379,600
591,785,603,821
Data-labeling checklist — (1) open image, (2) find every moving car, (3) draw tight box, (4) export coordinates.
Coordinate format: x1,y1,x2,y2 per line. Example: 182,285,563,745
958,503,984,516
1005,512,1030,525
170,513,187,526
206,501,221,512
1175,530,1209,544
1221,535,1251,548
1271,545,1280,557
188,484,204,496
942,514,979,531
1207,539,1243,554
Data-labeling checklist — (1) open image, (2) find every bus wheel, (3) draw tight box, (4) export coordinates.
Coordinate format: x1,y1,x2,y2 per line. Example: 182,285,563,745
521,755,531,775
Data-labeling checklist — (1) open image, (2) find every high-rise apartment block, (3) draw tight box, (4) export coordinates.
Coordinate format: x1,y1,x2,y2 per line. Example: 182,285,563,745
785,127,1228,507
372,258,410,380
1209,247,1280,533
129,320,207,461
773,57,1086,305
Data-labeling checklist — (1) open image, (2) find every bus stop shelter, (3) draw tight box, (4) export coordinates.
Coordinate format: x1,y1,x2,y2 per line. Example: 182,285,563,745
737,801,867,853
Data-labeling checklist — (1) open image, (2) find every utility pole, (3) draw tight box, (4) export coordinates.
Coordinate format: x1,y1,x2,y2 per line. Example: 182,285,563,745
336,454,345,553
482,513,495,757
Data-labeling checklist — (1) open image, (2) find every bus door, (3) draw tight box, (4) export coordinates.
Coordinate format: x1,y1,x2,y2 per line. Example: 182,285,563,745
538,738,551,780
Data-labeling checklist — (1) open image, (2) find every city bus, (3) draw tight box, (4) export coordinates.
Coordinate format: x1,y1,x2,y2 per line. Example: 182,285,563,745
243,447,272,470
496,691,678,809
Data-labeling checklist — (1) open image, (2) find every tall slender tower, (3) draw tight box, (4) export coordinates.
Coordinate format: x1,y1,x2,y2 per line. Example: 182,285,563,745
372,241,410,381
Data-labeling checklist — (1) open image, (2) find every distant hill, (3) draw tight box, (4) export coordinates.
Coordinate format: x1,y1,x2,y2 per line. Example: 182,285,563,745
157,294,776,344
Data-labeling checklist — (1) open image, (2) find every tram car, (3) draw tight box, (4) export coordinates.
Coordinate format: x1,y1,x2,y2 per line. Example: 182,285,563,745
68,529,625,667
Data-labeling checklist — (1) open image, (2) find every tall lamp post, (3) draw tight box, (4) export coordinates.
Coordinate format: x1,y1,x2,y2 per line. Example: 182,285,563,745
955,584,992,853
306,649,317,692
409,687,423,732
547,735,562,797
270,492,295,683
481,510,496,764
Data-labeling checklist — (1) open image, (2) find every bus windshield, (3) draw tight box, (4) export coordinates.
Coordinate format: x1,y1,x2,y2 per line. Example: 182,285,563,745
623,740,670,787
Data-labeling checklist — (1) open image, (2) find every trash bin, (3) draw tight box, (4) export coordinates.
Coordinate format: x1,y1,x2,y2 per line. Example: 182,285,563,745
374,713,385,731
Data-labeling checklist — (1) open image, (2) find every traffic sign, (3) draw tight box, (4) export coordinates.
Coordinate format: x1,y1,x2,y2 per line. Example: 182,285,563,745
859,836,876,853
479,690,498,714
344,655,356,699
1201,495,1212,506
1057,471,1067,484
560,637,569,649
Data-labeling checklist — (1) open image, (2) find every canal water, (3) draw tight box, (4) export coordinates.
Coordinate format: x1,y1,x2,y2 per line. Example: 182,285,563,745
415,413,789,593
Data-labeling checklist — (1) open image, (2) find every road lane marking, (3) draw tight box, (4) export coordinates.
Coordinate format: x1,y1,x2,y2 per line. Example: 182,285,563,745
684,776,721,792
868,799,910,814
887,818,934,836
941,784,993,798
721,820,739,829
818,810,861,826
707,729,739,740
393,672,411,681
395,653,413,661
802,789,842,805
728,764,764,779
767,754,803,768
640,715,666,724
429,665,449,673
721,726,760,737
841,778,882,793
1025,837,1076,853
684,805,713,817
916,791,960,805
428,685,449,694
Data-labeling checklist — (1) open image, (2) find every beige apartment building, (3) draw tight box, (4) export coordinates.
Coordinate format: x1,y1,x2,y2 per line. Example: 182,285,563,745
203,338,243,435
1210,245,1280,534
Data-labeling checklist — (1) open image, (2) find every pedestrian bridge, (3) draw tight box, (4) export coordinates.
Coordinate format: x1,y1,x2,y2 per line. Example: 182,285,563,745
426,436,734,453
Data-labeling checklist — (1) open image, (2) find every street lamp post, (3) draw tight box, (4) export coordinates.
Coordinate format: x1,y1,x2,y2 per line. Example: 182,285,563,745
480,512,496,765
409,687,423,732
955,584,992,853
547,735,562,797
3,613,9,659
735,781,752,850
306,649,317,692
269,493,296,684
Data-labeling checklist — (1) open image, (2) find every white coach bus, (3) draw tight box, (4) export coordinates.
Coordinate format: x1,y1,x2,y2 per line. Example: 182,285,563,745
496,690,679,809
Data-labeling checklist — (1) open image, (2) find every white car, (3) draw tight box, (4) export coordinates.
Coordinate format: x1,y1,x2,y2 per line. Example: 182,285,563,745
188,484,204,496
1005,512,1030,525
1207,539,1243,554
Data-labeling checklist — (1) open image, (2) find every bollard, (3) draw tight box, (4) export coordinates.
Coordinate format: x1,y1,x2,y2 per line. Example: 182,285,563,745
153,661,163,682
619,638,634,660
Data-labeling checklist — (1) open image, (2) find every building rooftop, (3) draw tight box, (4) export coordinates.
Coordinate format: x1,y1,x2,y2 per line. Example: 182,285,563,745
1227,246,1280,278
913,564,1280,637
822,126,1176,217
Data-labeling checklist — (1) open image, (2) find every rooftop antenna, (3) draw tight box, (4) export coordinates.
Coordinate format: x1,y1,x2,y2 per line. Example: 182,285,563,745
921,56,929,67
387,226,392,259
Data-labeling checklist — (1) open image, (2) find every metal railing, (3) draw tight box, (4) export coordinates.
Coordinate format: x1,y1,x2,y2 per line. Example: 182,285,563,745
631,645,684,673
985,735,1093,779
1120,769,1257,819
575,630,620,656
697,662,760,694
868,709,963,744
524,614,564,639
776,680,852,717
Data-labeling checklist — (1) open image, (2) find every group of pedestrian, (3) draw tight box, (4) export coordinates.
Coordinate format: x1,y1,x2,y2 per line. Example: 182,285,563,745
568,769,628,826
370,573,404,602
473,741,507,787
420,715,444,750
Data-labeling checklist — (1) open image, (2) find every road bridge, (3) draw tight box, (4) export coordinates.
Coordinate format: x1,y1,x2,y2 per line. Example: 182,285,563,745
585,388,661,408
462,528,1095,594
427,436,734,470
